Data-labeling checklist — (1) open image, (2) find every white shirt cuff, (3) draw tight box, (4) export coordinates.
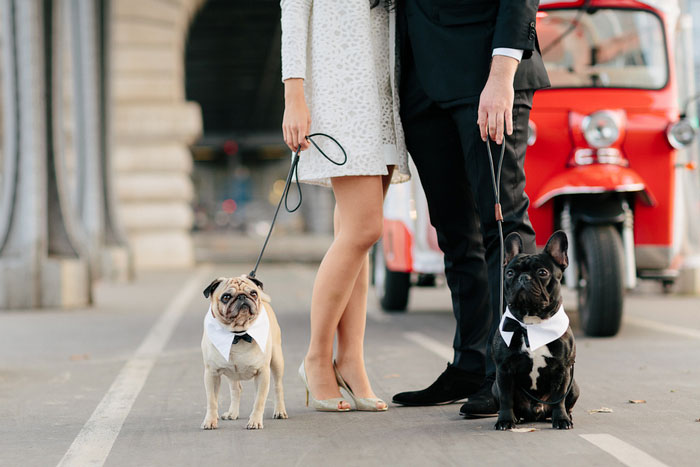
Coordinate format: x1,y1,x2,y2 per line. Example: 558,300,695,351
493,48,523,62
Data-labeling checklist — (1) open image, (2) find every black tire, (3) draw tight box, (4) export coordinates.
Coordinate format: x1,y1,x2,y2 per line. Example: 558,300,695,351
577,225,625,337
662,280,675,294
373,240,410,312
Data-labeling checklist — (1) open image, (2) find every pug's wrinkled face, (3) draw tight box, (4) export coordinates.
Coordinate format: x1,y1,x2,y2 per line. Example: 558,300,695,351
203,275,266,332
503,231,569,323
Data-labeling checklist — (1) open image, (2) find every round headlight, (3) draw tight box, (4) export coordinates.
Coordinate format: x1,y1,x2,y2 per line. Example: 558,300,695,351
582,111,620,148
667,119,696,149
527,120,537,146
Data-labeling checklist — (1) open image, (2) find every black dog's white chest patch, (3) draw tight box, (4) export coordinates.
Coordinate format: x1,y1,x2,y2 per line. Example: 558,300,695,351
522,342,552,390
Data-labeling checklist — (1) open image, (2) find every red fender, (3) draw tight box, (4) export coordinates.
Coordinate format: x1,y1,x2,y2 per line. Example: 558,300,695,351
382,219,413,273
533,165,656,208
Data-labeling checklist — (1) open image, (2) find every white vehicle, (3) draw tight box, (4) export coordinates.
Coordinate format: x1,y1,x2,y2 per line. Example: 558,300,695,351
372,162,444,311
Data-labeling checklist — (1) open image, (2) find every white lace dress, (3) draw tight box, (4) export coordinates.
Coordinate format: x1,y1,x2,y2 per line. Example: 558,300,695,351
281,0,410,186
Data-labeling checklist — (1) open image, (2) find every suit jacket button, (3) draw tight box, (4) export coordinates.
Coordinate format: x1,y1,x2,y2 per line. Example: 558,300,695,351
529,33,535,40
530,21,535,28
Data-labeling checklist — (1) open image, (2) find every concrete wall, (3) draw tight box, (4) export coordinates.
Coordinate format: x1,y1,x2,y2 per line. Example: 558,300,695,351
110,0,206,270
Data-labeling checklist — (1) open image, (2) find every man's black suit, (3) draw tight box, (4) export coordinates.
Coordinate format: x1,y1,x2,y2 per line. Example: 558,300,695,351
398,0,549,378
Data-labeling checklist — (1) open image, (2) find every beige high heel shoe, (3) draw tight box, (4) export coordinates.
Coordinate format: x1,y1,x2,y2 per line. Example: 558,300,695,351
298,360,351,412
333,361,388,412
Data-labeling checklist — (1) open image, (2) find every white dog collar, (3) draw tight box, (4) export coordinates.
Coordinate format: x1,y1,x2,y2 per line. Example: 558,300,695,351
204,304,270,360
499,305,569,351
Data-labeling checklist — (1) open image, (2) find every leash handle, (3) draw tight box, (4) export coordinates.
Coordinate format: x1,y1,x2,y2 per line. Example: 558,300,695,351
249,133,347,279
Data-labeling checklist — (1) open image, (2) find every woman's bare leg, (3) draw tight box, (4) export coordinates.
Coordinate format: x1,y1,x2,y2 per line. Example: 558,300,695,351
335,168,394,409
304,175,386,405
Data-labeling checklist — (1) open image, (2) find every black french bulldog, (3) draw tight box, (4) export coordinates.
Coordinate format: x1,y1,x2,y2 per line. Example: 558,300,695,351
492,230,580,430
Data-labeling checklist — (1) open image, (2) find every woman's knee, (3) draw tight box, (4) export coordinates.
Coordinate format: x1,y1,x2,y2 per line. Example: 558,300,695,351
339,216,383,251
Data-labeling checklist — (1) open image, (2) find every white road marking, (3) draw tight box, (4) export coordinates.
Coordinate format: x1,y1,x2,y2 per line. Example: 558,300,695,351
403,331,452,361
56,268,209,467
580,434,670,467
625,317,700,340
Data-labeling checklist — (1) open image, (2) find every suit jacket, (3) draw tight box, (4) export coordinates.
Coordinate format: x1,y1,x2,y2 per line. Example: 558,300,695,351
399,0,550,105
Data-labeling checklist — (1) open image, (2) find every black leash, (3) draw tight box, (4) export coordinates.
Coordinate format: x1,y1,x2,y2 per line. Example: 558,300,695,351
248,133,347,280
486,135,576,407
485,136,506,318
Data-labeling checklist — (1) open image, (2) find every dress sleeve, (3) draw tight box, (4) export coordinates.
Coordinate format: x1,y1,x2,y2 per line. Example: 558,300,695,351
280,0,312,81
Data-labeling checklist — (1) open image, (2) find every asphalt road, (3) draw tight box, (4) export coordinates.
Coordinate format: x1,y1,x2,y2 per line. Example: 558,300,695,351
1,263,699,467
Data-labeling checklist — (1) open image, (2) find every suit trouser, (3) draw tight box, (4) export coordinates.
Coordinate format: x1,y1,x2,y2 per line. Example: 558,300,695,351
399,55,537,376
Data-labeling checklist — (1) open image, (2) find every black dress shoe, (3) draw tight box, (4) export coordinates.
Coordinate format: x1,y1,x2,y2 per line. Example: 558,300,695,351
392,364,483,406
459,374,498,418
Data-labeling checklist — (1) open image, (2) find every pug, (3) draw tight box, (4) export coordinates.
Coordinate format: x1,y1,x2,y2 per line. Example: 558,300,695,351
201,275,287,430
492,231,579,430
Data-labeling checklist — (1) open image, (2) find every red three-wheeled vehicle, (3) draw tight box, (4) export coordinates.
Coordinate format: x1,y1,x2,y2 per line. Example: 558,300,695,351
374,0,697,337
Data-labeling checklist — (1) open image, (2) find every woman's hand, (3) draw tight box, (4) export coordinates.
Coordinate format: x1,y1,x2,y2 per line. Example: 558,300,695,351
282,79,311,152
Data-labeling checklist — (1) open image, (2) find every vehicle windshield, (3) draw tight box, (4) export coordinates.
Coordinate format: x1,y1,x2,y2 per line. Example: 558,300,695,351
538,8,668,89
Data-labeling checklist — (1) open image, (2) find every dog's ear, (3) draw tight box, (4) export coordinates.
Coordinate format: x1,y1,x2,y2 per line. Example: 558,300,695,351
544,230,568,270
203,278,223,298
504,232,523,266
246,275,264,290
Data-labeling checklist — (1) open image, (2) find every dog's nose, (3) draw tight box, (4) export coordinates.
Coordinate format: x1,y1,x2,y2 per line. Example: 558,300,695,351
237,294,246,301
519,274,531,284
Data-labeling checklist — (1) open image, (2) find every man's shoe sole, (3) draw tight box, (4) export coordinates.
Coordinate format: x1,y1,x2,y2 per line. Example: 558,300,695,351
392,397,468,407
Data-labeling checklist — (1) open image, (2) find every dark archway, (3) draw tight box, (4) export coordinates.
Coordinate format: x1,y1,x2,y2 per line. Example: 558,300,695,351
185,0,283,143
184,0,333,236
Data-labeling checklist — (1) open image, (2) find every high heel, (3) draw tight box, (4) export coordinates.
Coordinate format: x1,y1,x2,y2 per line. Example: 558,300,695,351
298,360,350,412
333,361,388,412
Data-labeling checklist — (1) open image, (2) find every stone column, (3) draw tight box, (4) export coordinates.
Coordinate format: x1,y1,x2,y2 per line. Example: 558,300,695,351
0,0,90,308
110,0,205,270
67,0,132,282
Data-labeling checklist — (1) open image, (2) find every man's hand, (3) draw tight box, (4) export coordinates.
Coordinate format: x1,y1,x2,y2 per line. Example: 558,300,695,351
282,78,311,152
477,55,519,144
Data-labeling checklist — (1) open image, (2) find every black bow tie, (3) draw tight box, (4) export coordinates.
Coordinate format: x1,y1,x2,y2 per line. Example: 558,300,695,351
502,317,530,348
232,333,253,344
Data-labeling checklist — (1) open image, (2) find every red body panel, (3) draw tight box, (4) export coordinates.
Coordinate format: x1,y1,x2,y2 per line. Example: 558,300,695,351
527,1,679,250
533,165,654,208
382,219,413,273
541,0,666,9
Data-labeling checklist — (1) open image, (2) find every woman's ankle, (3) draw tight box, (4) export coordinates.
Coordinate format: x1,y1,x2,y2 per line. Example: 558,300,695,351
305,350,333,367
334,353,365,370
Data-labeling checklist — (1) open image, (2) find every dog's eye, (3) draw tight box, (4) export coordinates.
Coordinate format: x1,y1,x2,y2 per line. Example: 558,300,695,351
537,269,550,278
506,270,514,278
221,293,232,303
250,290,258,298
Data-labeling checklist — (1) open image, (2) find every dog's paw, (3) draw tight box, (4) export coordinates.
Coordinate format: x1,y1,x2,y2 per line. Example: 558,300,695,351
221,411,239,420
552,418,573,430
201,417,218,430
273,409,288,419
494,419,516,431
246,417,264,430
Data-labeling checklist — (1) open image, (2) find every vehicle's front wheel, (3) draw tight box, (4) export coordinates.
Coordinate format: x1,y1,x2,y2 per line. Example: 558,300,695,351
373,240,410,312
577,225,625,337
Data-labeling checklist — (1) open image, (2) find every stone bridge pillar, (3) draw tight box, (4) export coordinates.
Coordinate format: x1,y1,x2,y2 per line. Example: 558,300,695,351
0,0,90,308
111,0,205,270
